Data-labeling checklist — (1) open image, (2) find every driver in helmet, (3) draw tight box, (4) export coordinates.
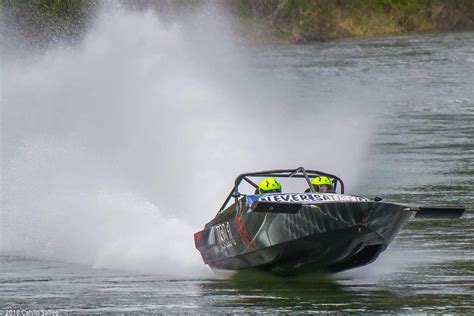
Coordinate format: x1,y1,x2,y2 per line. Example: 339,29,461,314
306,176,334,193
256,178,282,194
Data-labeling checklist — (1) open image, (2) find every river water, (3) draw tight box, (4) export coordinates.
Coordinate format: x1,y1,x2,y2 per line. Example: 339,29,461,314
1,12,473,314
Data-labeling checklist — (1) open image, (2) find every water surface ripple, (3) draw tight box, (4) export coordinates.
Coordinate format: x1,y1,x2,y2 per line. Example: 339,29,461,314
1,32,473,314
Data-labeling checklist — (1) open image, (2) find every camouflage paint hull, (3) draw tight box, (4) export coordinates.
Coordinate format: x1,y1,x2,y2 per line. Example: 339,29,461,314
194,194,412,275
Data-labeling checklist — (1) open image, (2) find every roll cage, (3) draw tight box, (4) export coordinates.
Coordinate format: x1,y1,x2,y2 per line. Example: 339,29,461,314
218,167,344,214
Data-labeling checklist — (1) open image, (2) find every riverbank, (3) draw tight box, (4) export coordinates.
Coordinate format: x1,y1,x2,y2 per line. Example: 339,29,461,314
2,0,473,47
228,0,474,43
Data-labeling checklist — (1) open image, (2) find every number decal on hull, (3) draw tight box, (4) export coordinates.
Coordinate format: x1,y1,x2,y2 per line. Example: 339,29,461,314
215,222,237,249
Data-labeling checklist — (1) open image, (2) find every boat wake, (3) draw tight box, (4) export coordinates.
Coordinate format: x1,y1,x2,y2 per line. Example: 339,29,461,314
1,5,381,277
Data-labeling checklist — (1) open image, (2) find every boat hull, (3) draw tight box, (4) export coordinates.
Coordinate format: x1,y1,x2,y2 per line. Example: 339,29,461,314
195,198,412,275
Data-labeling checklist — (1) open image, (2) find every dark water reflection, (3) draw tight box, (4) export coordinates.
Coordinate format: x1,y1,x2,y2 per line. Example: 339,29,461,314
200,273,355,312
1,252,471,314
196,265,472,313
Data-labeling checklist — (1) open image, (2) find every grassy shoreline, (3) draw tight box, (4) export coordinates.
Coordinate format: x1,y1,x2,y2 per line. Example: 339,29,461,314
229,0,474,44
2,0,473,47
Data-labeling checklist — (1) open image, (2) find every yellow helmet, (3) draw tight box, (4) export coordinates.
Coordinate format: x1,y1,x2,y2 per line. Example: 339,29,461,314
311,176,334,192
258,178,282,194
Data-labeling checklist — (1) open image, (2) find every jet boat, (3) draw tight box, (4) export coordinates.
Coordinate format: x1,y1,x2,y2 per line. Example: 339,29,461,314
194,167,464,275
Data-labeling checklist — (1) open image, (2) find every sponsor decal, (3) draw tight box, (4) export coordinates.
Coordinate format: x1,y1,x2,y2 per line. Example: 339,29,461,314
257,193,370,203
215,221,237,249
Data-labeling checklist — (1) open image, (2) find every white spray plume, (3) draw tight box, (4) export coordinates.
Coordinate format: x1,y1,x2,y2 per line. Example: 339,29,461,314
1,6,380,276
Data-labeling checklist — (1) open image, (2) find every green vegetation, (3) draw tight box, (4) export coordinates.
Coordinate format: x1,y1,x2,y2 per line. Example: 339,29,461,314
1,0,98,48
0,0,204,49
1,0,473,46
229,0,474,43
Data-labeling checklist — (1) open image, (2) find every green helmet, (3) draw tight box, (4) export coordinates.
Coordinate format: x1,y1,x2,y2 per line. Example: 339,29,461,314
258,178,282,194
311,176,334,192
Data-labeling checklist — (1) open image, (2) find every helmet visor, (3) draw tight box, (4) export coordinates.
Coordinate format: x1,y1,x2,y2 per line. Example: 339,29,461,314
316,184,333,193
259,188,282,194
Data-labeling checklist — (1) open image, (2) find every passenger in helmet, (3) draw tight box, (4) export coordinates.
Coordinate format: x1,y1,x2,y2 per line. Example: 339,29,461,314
256,178,282,194
311,176,334,193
